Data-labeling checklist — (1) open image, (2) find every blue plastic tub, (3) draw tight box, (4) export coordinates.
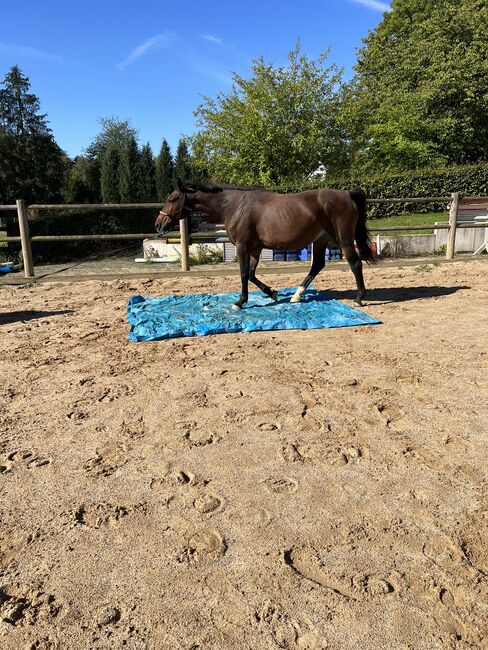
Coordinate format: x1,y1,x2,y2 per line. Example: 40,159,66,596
286,250,299,261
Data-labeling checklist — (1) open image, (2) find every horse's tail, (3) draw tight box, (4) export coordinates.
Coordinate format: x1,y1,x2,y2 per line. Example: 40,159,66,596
349,188,380,264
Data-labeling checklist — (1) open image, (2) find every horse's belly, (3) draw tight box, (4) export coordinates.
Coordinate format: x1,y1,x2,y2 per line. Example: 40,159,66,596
257,219,323,249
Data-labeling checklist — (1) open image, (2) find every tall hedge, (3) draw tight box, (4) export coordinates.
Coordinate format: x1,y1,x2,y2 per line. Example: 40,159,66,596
280,163,488,218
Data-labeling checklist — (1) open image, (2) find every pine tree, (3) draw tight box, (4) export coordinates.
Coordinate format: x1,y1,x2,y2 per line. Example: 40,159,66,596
0,65,50,137
138,143,156,201
0,65,66,203
119,135,140,202
174,138,192,184
155,139,174,199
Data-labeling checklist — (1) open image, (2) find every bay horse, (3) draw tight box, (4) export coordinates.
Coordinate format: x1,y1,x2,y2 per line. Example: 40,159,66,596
155,180,378,310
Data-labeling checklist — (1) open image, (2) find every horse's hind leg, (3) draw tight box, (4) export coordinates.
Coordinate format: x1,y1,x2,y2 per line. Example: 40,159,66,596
290,239,327,303
249,249,278,301
342,244,366,306
232,243,251,310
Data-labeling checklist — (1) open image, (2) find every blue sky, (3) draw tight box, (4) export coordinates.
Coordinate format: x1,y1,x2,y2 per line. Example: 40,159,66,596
0,0,390,158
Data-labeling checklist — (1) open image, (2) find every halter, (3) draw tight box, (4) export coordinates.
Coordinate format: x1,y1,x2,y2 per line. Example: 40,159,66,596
157,192,190,233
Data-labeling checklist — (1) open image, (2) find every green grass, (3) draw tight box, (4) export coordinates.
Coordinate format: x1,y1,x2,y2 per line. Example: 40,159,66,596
368,212,448,235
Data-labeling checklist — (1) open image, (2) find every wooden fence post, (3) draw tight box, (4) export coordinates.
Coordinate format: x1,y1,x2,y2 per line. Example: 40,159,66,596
446,192,460,259
16,199,34,278
179,217,190,271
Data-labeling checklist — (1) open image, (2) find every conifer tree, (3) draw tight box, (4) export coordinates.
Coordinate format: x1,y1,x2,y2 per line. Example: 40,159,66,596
138,143,156,201
119,135,140,202
0,65,66,203
174,138,192,184
155,138,174,199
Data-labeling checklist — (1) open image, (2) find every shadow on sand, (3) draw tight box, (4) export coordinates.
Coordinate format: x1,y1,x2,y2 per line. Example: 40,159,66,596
230,284,468,310
322,285,470,305
0,310,74,325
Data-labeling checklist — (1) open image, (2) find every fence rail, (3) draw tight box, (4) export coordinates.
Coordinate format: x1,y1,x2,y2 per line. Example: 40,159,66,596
1,194,487,278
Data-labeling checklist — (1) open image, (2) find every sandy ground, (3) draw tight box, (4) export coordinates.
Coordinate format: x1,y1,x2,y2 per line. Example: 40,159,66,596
0,259,487,650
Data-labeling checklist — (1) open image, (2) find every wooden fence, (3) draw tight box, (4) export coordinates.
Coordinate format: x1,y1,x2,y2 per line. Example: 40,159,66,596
1,193,487,278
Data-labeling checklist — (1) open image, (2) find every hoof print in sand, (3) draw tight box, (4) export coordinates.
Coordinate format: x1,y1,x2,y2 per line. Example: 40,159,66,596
184,430,221,448
1,450,51,473
265,478,298,494
284,546,396,601
71,503,129,529
166,469,196,486
377,403,406,429
0,585,60,627
281,443,312,463
193,493,223,516
96,605,122,627
258,422,280,432
83,443,128,477
178,529,226,563
281,442,366,467
150,468,199,493
256,600,327,650
232,505,272,527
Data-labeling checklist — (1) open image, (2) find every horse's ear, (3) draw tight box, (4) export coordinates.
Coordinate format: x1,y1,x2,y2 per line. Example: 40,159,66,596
176,177,184,192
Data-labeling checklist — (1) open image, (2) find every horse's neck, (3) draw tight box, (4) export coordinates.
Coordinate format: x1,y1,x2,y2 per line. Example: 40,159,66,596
192,192,229,222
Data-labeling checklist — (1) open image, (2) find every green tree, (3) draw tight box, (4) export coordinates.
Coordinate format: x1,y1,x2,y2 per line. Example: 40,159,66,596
100,143,121,202
63,156,100,203
155,138,174,199
0,65,67,203
119,135,140,202
138,143,156,201
174,138,193,184
346,0,488,173
86,116,138,160
191,42,346,185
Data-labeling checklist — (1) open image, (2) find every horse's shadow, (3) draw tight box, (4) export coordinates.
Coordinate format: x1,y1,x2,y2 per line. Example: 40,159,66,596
321,285,469,305
0,309,74,325
251,284,469,308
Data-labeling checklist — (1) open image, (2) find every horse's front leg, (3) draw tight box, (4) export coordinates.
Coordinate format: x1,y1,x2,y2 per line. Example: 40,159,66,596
232,243,250,310
249,248,278,301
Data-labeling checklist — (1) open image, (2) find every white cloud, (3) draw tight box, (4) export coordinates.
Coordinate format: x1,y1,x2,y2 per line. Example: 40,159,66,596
202,34,223,45
0,42,67,63
349,0,391,11
117,32,175,70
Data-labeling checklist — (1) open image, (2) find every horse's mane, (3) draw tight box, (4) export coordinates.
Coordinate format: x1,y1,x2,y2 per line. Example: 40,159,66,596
190,182,267,193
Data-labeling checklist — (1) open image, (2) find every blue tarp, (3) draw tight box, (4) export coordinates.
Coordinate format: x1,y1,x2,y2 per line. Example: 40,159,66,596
127,287,381,341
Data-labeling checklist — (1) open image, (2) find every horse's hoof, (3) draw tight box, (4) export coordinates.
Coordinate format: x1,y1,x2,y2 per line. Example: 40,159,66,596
231,304,242,311
290,287,305,303
354,300,363,307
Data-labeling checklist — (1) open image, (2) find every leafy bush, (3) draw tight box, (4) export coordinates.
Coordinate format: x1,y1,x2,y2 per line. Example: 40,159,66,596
277,162,488,218
189,244,223,265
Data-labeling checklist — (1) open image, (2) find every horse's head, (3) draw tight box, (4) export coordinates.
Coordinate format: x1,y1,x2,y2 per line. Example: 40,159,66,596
155,178,192,234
